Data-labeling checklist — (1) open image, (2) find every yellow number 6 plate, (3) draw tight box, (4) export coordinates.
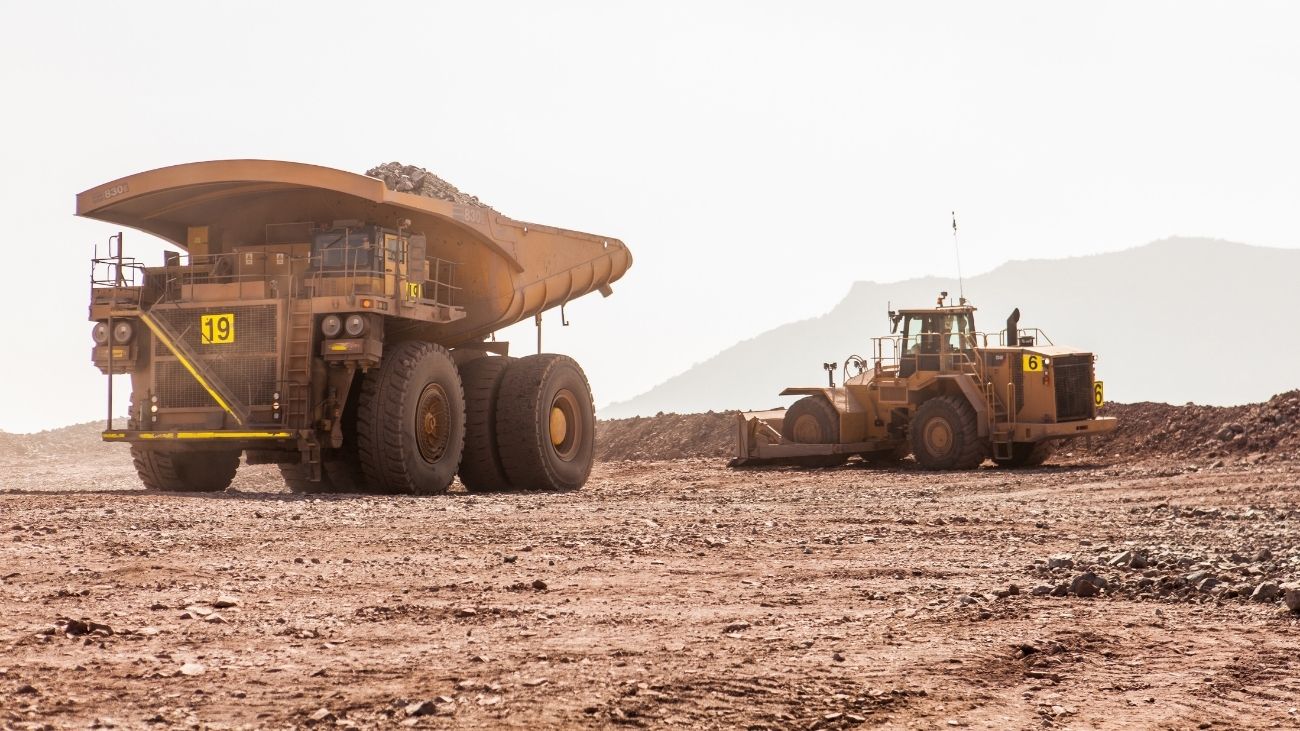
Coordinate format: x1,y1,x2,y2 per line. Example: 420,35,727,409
1093,381,1105,407
201,313,235,344
1022,353,1044,372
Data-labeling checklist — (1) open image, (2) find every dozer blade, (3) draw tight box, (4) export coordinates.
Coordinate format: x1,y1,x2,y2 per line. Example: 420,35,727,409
728,410,872,468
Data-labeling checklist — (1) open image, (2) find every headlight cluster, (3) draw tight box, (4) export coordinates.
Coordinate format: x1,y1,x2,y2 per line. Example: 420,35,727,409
320,314,368,338
93,321,134,344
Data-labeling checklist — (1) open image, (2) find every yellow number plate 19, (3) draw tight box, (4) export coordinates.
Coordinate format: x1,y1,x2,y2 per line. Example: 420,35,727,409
201,313,235,344
1022,353,1044,372
1093,381,1105,407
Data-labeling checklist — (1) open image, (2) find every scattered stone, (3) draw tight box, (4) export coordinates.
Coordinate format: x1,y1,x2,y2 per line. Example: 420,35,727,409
178,663,206,676
308,708,335,723
456,607,477,617
503,555,517,564
405,700,437,717
212,596,238,609
832,652,846,662
1284,588,1300,613
723,621,751,634
532,579,548,591
16,683,38,695
1251,582,1281,602
1196,577,1220,592
1047,555,1074,570
1031,585,1053,596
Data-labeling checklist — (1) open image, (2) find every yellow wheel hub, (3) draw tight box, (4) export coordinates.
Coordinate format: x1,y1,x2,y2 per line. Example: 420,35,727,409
550,406,568,447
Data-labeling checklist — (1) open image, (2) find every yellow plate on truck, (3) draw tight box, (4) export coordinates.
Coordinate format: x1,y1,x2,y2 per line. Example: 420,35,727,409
200,313,235,344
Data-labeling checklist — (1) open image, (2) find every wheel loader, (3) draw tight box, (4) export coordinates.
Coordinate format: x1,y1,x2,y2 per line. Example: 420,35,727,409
731,294,1117,469
80,160,631,494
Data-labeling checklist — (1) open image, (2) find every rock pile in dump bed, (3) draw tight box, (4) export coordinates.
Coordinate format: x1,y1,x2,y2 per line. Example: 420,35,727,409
364,162,494,210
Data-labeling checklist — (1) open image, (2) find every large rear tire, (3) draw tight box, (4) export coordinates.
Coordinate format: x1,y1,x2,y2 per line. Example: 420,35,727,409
496,354,595,491
993,441,1055,469
780,396,848,468
278,457,366,494
458,355,516,492
909,395,985,470
356,341,466,495
131,446,239,492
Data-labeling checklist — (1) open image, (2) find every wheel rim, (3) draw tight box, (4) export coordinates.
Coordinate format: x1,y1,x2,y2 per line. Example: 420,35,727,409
792,414,823,443
923,417,954,457
415,383,451,464
549,389,581,461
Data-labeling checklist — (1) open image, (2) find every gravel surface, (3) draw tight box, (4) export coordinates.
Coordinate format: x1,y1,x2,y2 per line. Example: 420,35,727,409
2,426,1300,729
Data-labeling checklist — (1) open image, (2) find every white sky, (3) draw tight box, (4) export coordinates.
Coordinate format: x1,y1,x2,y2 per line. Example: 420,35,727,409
1,1,1297,432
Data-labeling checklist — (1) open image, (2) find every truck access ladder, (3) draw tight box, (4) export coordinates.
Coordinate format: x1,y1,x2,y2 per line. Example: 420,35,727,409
959,358,1014,460
281,298,314,429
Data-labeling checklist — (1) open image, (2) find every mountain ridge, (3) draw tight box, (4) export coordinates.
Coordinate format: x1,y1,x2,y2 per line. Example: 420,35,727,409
601,237,1299,417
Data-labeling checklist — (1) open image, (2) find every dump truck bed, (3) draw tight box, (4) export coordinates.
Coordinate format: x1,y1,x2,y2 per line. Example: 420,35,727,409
76,159,632,344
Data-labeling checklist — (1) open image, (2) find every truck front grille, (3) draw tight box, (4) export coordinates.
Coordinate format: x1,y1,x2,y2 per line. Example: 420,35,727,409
151,304,280,409
1053,355,1094,422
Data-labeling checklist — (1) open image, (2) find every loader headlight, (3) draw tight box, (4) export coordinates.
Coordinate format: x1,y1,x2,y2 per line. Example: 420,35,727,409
112,321,135,344
344,314,367,337
92,322,109,345
321,314,342,338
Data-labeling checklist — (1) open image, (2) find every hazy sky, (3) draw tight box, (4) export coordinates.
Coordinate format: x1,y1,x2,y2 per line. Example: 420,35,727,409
1,1,1297,432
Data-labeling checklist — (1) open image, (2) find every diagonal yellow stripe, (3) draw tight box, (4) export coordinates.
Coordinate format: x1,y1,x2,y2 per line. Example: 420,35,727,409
138,313,244,425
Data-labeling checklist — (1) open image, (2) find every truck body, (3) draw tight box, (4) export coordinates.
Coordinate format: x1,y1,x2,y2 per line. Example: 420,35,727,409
81,160,631,493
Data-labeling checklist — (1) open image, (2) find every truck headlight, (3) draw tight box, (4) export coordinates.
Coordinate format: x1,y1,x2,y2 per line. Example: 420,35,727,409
92,322,109,345
344,314,367,337
321,314,342,338
112,321,135,344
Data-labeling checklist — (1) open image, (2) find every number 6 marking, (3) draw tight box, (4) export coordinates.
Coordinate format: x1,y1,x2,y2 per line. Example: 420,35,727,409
1022,353,1042,372
1093,381,1105,407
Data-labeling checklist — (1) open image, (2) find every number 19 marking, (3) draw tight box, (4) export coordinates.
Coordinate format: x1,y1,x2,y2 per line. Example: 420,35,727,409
201,313,235,344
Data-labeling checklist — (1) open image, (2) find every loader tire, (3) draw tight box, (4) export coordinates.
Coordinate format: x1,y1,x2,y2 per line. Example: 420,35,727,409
860,442,911,465
909,395,985,470
131,446,239,492
457,355,516,492
780,396,848,468
356,341,465,495
496,354,595,491
993,441,1055,469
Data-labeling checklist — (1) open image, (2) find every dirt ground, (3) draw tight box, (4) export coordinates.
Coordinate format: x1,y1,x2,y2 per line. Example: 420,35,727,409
3,433,1300,730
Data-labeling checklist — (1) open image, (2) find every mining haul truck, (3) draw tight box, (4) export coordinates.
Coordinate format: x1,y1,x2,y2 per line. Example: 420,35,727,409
731,295,1117,469
81,160,631,494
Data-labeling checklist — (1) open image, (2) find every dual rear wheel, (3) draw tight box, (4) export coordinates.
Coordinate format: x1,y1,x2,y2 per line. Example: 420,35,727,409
344,344,594,495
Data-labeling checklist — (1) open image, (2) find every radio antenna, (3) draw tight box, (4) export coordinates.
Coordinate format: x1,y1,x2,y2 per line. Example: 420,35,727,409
951,211,966,305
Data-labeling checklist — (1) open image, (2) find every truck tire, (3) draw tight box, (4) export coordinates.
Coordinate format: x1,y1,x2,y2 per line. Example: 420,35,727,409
356,341,466,495
496,354,595,491
993,441,1055,469
458,355,515,492
780,396,848,467
909,395,985,470
131,446,239,492
278,457,365,494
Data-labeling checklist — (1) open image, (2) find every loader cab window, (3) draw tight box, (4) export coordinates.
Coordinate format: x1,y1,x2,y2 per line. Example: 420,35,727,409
899,311,975,376
313,229,377,272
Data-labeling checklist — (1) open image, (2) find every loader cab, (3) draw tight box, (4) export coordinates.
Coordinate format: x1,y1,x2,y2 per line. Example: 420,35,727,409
898,307,977,377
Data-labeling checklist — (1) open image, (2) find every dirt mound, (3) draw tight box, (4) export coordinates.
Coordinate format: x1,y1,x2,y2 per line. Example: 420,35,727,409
365,162,494,210
595,392,1300,463
596,411,735,461
1086,391,1300,461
